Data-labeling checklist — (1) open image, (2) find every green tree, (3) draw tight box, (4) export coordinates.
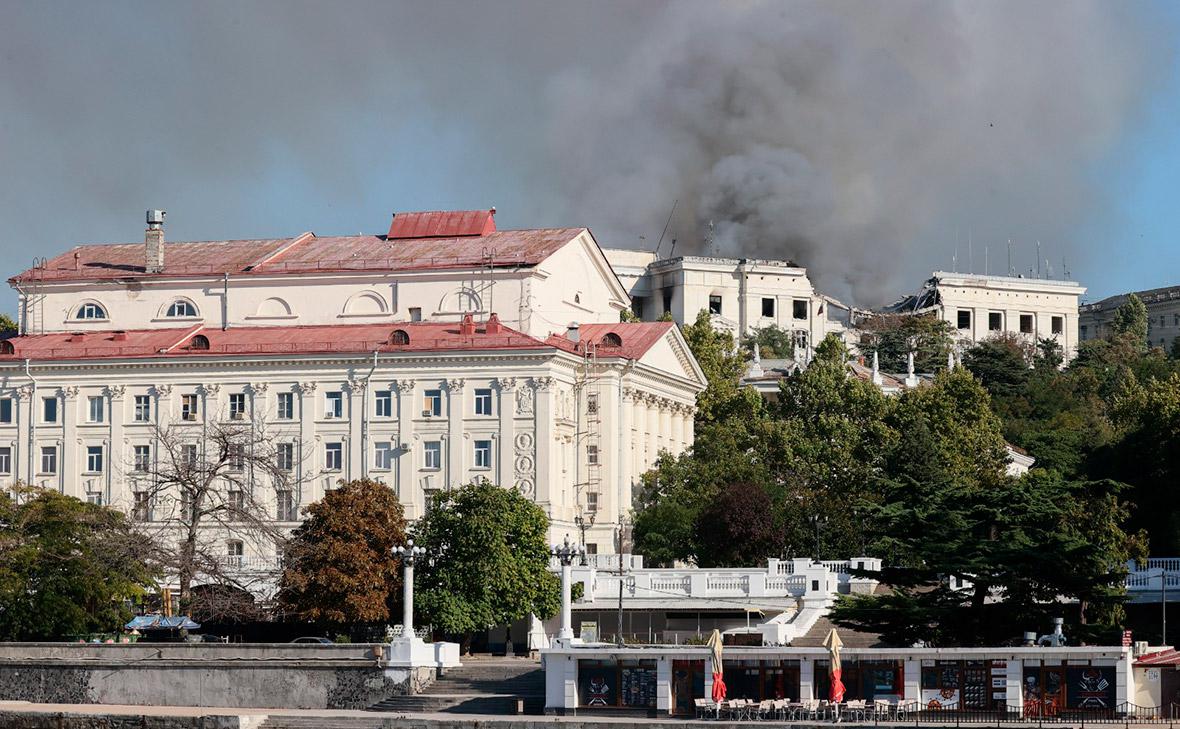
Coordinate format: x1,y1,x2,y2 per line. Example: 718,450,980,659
741,325,795,359
694,482,780,567
961,334,1030,400
0,313,16,335
1111,293,1148,343
681,309,762,425
278,479,407,625
0,487,155,640
414,481,559,648
859,313,954,373
619,308,641,323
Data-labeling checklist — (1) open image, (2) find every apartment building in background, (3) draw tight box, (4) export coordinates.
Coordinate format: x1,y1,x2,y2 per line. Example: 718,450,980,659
1079,284,1180,349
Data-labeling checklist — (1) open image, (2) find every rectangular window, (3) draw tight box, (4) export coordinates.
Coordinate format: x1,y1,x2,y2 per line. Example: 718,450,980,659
133,394,151,422
423,441,442,470
133,492,152,522
631,297,644,319
474,439,492,468
276,490,296,521
87,395,104,423
182,444,198,468
0,398,12,423
1019,314,1034,334
324,442,342,471
39,446,56,474
374,441,394,470
42,396,57,423
586,492,599,513
1052,316,1064,335
1175,314,1179,327
1080,325,1088,339
86,445,103,473
708,295,722,315
0,446,10,474
587,444,599,465
375,390,393,417
181,394,199,422
277,392,294,420
586,543,598,555
662,290,673,316
762,297,775,317
957,310,972,330
409,307,422,322
1163,315,1168,327
793,299,808,320
325,391,343,419
587,393,599,415
227,490,245,518
133,445,151,472
423,389,442,417
86,491,102,506
474,388,493,416
276,442,294,471
988,312,1003,331
229,393,246,419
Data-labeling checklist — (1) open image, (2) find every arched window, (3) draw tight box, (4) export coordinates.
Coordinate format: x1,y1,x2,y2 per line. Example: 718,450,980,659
0,341,14,355
600,332,623,347
166,299,198,318
389,329,410,345
189,334,210,350
75,302,107,320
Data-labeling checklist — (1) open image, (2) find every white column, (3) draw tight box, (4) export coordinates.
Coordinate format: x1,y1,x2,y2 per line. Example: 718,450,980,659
533,378,555,510
446,379,464,486
671,405,684,455
495,378,516,488
646,395,660,463
61,386,77,496
16,384,33,486
394,379,417,515
297,382,317,504
558,560,573,640
619,388,634,519
403,559,415,633
107,385,125,507
347,378,364,482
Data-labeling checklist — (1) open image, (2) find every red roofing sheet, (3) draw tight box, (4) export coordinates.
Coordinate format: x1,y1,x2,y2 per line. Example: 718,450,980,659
0,321,553,361
387,209,497,239
10,228,583,283
546,322,674,361
1135,649,1180,666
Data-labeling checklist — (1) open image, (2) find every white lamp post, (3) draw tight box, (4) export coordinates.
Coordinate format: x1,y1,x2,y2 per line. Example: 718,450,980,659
551,534,583,642
393,539,427,638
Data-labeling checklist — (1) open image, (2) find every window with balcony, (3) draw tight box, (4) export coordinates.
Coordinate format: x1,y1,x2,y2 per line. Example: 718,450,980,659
374,441,394,470
277,392,294,420
133,394,151,422
376,390,392,418
229,393,246,420
325,391,343,419
39,446,56,474
86,395,104,423
423,441,441,470
277,442,294,472
324,442,342,471
762,297,775,318
42,396,57,423
474,439,492,469
181,394,199,422
423,389,442,417
133,445,151,472
474,388,493,416
225,539,243,565
85,446,103,473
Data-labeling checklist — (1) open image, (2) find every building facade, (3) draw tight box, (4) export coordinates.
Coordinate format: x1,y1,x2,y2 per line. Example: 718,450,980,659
0,210,705,595
603,250,850,350
884,272,1086,359
1078,285,1180,349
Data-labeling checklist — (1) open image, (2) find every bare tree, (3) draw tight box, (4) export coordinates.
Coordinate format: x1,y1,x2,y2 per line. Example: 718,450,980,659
127,418,310,616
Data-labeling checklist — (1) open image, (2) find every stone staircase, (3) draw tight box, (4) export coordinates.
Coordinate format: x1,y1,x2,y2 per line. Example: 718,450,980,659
368,656,546,715
258,718,390,729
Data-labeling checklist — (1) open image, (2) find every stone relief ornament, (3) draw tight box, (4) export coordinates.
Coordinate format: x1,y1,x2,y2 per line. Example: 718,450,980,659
515,385,534,416
513,431,536,498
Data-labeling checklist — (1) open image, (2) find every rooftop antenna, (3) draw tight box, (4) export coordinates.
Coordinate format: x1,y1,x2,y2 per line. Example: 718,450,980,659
705,220,716,256
652,199,678,258
984,245,988,276
1007,239,1014,276
1063,255,1069,280
954,228,959,272
968,229,973,273
1036,240,1042,278
668,238,677,258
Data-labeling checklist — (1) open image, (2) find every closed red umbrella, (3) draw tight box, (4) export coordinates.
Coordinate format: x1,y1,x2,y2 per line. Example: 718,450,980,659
823,628,846,704
706,629,727,703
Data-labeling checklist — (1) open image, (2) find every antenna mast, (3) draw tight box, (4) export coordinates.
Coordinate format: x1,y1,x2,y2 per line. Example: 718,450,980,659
653,199,678,258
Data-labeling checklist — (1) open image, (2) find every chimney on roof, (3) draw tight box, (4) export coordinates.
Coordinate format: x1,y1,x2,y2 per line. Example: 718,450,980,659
485,312,503,335
566,322,580,343
459,313,476,336
145,210,166,273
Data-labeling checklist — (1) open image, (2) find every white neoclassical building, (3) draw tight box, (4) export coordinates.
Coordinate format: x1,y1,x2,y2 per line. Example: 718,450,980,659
0,209,706,590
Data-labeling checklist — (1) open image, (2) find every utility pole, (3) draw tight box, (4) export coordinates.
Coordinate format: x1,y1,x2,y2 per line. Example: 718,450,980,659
616,524,627,646
1163,568,1168,646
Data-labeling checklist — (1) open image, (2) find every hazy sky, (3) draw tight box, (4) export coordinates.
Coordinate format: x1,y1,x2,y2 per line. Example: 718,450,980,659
1,0,1178,309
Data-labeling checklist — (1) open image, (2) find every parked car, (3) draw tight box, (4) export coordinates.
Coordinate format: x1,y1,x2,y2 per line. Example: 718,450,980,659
290,636,334,644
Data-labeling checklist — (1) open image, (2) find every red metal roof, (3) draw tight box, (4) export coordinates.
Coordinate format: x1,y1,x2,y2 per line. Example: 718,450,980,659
1136,649,1180,666
10,226,583,284
545,322,674,361
0,321,554,361
387,209,497,239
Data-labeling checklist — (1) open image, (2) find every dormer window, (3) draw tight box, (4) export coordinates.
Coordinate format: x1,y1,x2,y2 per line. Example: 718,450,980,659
189,334,210,350
75,302,107,320
166,300,199,318
600,332,623,348
389,329,410,345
